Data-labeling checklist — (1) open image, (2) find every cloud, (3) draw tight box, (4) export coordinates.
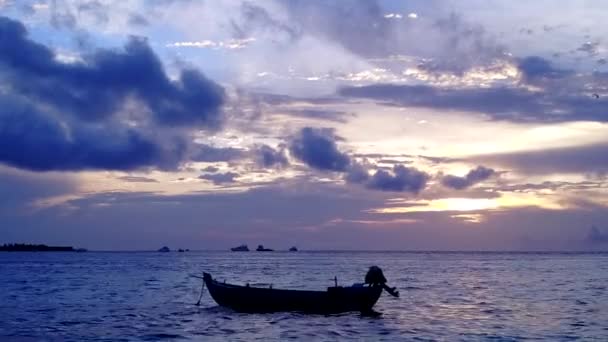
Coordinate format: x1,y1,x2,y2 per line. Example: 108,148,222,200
50,1,76,29
231,1,504,75
288,129,429,193
338,57,608,123
0,16,225,171
199,172,239,185
256,145,289,168
517,56,569,82
469,143,608,175
345,162,371,184
167,38,255,50
0,166,76,210
278,109,354,123
577,41,600,57
0,16,225,126
339,83,542,121
289,127,350,172
201,165,220,173
442,166,495,190
0,94,184,171
128,12,149,27
117,176,158,183
77,1,109,25
366,164,429,193
190,145,247,162
237,2,301,42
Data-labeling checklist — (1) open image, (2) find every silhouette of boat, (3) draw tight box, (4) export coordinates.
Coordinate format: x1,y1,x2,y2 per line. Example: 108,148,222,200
158,246,170,252
256,245,273,252
289,246,298,252
200,266,398,314
231,244,249,252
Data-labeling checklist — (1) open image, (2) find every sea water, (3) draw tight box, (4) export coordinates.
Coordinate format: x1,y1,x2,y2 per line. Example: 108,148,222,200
1,251,607,341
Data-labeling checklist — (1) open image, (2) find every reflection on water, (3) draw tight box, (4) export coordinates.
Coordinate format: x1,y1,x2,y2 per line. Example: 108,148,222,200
1,251,607,340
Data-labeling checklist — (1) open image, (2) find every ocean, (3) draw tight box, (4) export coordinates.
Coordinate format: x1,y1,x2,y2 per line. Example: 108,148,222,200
1,251,607,341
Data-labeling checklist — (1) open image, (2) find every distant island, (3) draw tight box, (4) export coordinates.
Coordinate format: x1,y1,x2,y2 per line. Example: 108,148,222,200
256,245,274,252
0,243,86,252
231,244,249,252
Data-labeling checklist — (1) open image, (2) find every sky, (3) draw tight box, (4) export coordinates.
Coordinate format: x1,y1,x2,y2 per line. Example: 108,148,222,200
1,0,608,251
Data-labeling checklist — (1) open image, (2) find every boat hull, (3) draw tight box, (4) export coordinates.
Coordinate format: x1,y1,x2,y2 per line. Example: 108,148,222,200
203,273,382,314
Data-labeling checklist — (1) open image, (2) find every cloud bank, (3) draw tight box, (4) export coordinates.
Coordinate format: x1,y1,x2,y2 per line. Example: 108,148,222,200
0,16,225,171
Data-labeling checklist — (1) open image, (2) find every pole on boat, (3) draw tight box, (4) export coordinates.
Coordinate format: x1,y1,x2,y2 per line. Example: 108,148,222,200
191,274,206,306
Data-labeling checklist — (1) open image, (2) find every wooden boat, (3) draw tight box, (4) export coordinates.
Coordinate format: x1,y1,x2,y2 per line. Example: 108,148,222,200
200,266,398,314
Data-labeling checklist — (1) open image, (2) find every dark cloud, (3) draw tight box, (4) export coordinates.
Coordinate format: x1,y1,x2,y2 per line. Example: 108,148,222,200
339,56,608,123
198,172,239,185
117,176,158,183
441,166,495,190
201,165,220,173
339,83,542,121
0,16,225,126
287,129,429,193
0,16,225,171
344,162,371,184
191,145,247,163
0,95,184,171
366,164,429,193
517,56,569,82
256,145,289,168
469,143,608,175
289,127,350,172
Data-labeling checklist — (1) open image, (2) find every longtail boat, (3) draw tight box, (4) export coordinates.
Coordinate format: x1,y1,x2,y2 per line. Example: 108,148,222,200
198,266,398,314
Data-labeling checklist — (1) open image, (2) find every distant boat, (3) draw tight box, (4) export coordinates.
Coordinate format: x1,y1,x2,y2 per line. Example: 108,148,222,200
289,246,298,252
178,249,185,253
198,266,399,314
256,245,273,252
231,244,249,252
158,246,170,252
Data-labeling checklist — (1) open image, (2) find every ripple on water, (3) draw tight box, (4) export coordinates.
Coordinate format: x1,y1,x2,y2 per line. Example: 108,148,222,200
1,251,608,341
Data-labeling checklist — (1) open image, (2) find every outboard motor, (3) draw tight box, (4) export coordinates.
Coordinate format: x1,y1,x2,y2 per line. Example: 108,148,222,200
365,266,399,297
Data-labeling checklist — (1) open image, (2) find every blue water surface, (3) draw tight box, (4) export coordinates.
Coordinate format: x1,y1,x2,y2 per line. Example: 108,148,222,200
1,251,607,341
